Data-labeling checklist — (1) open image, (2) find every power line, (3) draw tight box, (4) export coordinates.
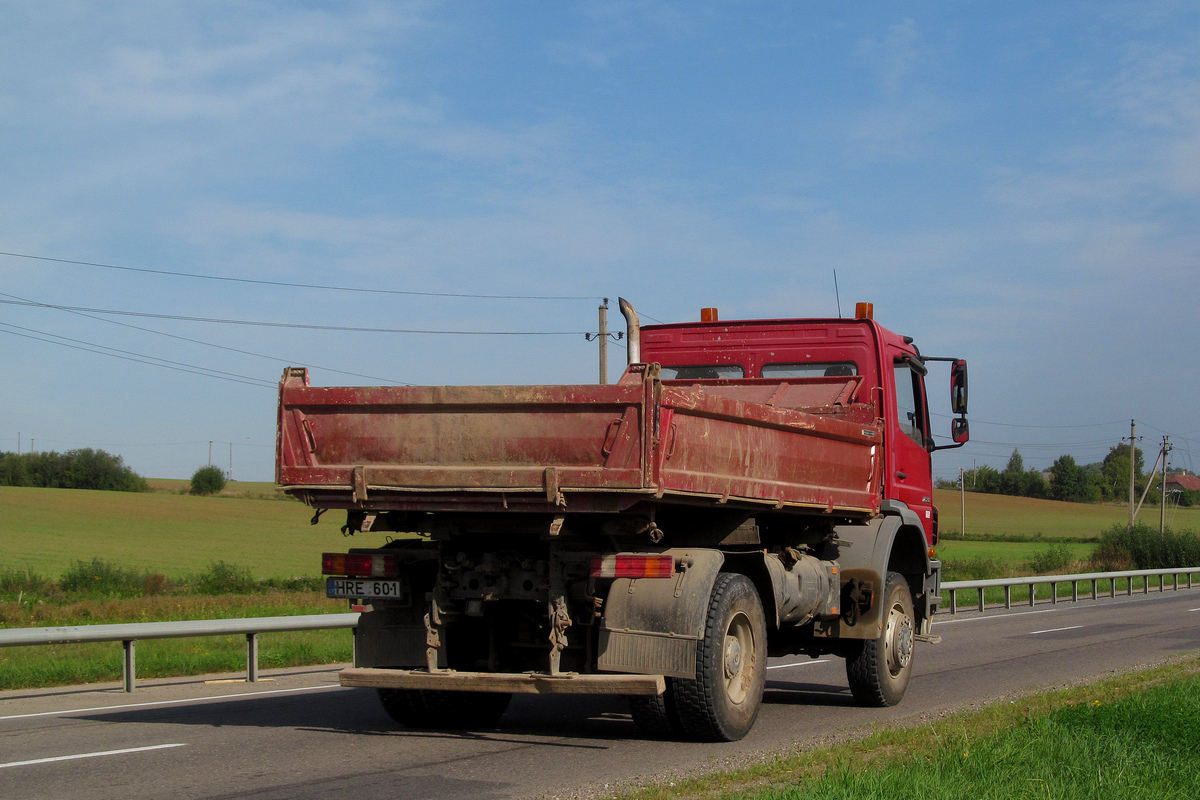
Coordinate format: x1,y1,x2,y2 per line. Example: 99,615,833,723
967,438,1121,449
0,250,603,301
0,323,275,389
928,412,1126,429
4,290,411,386
0,296,588,335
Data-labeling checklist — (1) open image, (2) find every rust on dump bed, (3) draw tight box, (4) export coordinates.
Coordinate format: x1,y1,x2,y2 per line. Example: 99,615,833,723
276,365,882,518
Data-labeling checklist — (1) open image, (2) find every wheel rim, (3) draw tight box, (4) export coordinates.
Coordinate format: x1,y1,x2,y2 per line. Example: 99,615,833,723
722,611,755,704
884,600,914,677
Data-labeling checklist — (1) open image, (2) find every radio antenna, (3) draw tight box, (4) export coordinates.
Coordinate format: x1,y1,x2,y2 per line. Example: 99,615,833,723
833,270,843,317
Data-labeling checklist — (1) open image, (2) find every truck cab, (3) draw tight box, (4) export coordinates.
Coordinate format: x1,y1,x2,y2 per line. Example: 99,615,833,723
637,301,967,545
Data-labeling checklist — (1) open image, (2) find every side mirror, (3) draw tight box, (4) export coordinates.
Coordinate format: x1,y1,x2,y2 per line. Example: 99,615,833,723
952,417,970,444
950,359,968,415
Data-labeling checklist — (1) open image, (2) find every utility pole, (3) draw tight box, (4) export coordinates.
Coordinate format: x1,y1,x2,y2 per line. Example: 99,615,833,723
16,432,19,455
1127,420,1136,530
585,298,622,385
1161,436,1172,535
598,300,609,385
208,441,213,467
960,467,966,539
229,442,234,481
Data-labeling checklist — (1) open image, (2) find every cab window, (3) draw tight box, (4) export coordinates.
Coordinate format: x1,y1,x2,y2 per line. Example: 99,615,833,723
893,361,926,446
660,364,745,380
761,362,857,378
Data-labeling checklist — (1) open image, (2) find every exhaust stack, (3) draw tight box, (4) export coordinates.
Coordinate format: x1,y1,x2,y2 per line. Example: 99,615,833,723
618,297,640,364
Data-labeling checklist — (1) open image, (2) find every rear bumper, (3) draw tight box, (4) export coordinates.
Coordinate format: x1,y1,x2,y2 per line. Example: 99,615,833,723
339,667,665,696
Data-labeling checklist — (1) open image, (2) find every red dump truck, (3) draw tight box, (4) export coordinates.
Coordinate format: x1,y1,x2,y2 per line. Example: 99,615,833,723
277,299,969,741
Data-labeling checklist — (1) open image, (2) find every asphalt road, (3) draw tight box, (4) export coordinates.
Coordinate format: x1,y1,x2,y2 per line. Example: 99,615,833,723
2,589,1199,800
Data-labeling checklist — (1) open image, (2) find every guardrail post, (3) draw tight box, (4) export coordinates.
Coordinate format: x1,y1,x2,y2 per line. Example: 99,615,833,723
1004,585,1012,610
1029,582,1036,607
1072,581,1078,602
246,633,259,682
977,587,985,613
1091,579,1097,601
122,639,136,693
1051,582,1058,605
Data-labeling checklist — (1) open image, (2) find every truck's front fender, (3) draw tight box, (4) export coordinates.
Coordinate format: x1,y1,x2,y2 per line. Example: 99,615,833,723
820,506,933,640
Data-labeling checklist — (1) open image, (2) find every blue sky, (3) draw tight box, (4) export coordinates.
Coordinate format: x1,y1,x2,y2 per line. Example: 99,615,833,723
1,1,1197,484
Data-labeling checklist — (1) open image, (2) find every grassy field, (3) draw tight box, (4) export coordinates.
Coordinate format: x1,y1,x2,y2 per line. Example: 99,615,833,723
933,489,1200,539
0,484,398,579
2,485,1195,584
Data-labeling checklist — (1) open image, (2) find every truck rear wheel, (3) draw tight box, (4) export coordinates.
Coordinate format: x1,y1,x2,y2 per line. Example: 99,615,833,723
672,572,767,742
845,571,914,707
376,688,511,729
627,682,684,738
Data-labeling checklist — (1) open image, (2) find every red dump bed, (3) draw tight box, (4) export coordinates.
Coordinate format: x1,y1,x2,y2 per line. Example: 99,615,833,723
276,365,883,518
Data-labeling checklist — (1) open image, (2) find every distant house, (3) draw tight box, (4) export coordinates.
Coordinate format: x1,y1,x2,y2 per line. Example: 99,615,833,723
1165,473,1200,492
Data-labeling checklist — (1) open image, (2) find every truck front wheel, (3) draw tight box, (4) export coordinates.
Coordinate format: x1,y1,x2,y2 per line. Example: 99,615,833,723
672,572,767,742
376,688,511,730
845,571,914,707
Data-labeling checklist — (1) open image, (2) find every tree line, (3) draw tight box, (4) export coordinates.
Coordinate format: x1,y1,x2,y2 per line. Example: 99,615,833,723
0,449,149,492
939,445,1200,506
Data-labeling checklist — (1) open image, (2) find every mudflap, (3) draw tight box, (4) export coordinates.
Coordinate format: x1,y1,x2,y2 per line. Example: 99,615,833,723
596,549,724,680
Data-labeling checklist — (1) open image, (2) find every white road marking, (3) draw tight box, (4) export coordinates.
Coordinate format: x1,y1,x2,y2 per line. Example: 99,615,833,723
0,743,186,770
0,683,347,722
1189,608,1200,612
935,606,1063,625
1029,625,1084,635
767,659,829,670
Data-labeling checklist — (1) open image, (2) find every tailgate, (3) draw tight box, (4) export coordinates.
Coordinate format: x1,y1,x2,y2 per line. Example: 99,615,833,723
277,368,648,494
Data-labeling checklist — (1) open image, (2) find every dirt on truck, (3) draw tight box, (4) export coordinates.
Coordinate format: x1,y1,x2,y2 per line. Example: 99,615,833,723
276,298,969,742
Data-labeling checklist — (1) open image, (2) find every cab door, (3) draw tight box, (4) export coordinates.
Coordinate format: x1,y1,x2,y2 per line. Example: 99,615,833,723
888,353,935,541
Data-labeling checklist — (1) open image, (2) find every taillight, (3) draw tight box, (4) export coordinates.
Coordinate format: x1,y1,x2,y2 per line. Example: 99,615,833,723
589,554,675,579
322,552,397,578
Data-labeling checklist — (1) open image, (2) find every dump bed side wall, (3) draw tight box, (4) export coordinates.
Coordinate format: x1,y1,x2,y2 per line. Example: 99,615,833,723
277,368,882,516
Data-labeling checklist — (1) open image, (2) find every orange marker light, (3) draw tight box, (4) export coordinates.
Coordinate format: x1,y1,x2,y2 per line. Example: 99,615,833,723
700,307,719,322
855,302,874,320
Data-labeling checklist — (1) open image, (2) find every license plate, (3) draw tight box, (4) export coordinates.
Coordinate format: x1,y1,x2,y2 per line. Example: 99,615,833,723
326,577,408,601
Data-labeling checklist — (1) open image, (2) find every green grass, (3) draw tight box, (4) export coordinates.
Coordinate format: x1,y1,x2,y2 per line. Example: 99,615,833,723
734,671,1200,800
614,656,1200,800
933,489,1200,540
937,539,1093,566
0,484,397,578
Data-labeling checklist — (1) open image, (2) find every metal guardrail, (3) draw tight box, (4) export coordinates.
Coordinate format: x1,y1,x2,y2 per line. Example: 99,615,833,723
0,613,361,692
941,567,1200,615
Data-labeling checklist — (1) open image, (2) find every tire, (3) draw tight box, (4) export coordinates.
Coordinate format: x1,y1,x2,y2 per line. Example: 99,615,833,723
377,688,512,729
627,681,684,739
671,573,767,742
845,571,915,707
